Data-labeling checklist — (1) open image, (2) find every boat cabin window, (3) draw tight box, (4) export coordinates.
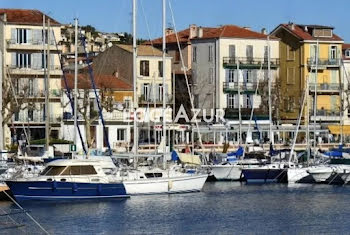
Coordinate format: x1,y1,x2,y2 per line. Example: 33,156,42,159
41,166,66,176
61,165,97,175
144,173,163,178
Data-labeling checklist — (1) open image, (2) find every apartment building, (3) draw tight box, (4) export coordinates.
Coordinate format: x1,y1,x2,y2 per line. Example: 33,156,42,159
191,25,279,127
271,23,344,128
92,44,172,143
0,9,63,145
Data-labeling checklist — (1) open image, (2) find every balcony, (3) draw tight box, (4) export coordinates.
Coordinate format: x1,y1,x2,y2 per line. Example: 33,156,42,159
310,109,341,121
138,95,173,105
7,65,62,76
309,83,340,94
6,39,61,51
223,57,279,69
63,111,127,122
223,82,258,94
15,89,62,99
307,58,340,69
13,114,62,124
224,108,268,120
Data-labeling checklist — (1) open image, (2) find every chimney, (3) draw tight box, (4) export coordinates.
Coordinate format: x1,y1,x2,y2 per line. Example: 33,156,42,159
288,22,295,30
0,13,7,22
304,26,308,32
197,27,203,38
261,28,267,35
189,24,197,39
165,28,174,36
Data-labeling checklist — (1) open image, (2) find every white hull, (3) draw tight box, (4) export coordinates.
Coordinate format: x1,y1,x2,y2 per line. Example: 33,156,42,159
210,165,242,180
308,166,334,183
123,174,208,195
287,168,310,183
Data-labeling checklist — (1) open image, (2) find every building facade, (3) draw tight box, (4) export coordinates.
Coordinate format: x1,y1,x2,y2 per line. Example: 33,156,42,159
0,9,63,145
271,23,344,128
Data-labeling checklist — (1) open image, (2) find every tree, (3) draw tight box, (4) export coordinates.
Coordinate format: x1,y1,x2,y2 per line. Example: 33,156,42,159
258,76,281,123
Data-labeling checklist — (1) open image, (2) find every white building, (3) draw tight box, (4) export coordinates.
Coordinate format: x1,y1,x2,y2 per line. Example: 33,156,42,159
0,9,63,145
191,25,279,142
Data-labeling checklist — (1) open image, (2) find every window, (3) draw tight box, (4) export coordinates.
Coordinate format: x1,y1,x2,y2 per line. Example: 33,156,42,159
287,45,295,61
14,112,19,121
227,94,235,108
192,46,197,62
330,46,337,60
208,45,213,62
227,69,236,83
264,46,268,62
243,70,255,83
194,94,199,108
16,28,29,44
103,127,109,148
124,98,131,109
313,28,332,37
28,109,33,121
209,68,214,84
61,166,97,175
14,78,19,94
310,44,318,60
117,129,126,141
158,61,163,77
41,166,66,176
287,67,295,84
28,78,34,96
229,45,236,58
246,45,253,62
158,84,163,101
145,173,163,178
143,83,150,101
16,53,31,68
175,49,180,62
346,49,350,58
140,60,149,76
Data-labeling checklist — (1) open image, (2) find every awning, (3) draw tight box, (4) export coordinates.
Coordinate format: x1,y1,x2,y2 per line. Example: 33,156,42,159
328,125,350,135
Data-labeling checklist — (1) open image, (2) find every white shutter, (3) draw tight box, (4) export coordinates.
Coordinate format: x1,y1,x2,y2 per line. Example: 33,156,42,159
164,83,169,102
11,28,17,43
50,54,55,69
27,29,32,44
11,53,16,67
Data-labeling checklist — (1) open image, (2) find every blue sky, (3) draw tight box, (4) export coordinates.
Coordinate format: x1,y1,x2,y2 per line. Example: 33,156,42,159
2,0,350,42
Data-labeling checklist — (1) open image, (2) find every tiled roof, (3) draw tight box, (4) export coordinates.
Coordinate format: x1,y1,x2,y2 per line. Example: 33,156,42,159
343,44,350,50
0,9,60,26
116,44,164,56
276,24,343,41
146,25,275,45
63,73,132,91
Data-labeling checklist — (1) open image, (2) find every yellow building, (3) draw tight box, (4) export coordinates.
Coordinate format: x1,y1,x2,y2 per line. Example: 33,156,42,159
271,23,344,126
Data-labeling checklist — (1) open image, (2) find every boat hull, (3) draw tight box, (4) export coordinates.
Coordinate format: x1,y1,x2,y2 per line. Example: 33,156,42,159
5,180,129,200
210,165,242,181
287,168,310,183
123,174,208,195
242,168,287,183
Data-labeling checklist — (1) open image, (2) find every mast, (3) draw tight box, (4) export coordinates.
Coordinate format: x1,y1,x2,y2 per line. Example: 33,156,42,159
132,0,138,165
74,18,78,153
306,76,310,166
0,50,3,157
237,61,242,145
162,0,167,169
267,35,273,144
313,39,319,153
44,18,50,151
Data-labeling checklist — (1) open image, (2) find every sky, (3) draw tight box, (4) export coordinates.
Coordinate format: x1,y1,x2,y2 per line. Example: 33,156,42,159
1,0,350,42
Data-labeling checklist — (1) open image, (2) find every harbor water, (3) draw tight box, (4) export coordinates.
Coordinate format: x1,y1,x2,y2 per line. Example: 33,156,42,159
1,182,350,234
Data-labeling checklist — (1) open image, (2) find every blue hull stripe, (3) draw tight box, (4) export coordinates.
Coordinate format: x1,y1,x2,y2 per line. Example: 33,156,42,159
6,180,129,200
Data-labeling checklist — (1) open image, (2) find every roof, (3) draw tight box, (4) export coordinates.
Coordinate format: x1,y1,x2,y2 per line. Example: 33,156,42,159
116,44,164,56
63,73,133,91
272,24,343,41
343,44,350,50
146,25,276,45
0,9,60,26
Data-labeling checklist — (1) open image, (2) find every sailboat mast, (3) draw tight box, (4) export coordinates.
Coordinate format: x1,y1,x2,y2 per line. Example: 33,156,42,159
45,18,51,151
162,0,167,168
74,18,78,153
313,39,319,153
132,0,138,164
267,35,273,144
0,50,3,156
306,76,310,165
237,61,242,145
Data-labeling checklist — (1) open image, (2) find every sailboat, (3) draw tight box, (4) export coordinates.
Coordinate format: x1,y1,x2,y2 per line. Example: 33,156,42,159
114,0,207,195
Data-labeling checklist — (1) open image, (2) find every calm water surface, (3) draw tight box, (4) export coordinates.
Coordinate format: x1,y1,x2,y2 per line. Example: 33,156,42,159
1,182,350,234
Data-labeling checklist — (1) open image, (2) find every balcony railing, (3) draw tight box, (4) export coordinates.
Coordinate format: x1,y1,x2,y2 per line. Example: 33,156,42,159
7,65,62,75
6,39,56,46
13,114,62,123
223,82,258,92
224,108,268,119
63,111,126,121
310,109,341,121
15,89,62,98
223,57,280,68
309,83,340,92
307,58,340,67
138,95,173,104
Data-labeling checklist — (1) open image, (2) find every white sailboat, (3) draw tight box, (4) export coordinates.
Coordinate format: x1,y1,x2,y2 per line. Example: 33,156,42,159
118,0,207,195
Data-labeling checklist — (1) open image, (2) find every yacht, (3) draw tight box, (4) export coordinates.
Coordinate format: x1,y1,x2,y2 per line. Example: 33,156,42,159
5,157,129,200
